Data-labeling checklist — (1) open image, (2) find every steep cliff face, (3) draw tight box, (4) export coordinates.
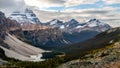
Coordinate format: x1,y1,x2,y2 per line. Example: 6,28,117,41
0,11,21,36
0,11,23,48
23,29,70,49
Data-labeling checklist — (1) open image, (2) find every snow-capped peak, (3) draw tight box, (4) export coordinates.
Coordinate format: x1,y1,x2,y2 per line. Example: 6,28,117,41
43,18,111,32
69,19,79,24
64,19,80,29
60,25,65,29
49,19,59,25
48,19,63,25
9,8,41,25
86,18,106,27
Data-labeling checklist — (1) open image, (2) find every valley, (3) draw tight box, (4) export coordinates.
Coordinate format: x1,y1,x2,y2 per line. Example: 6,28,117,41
0,9,120,68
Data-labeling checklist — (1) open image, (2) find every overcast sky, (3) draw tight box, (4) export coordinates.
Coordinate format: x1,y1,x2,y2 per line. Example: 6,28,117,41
0,0,120,27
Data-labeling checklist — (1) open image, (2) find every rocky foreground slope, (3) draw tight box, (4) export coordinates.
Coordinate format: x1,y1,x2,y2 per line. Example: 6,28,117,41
58,42,120,68
58,27,120,68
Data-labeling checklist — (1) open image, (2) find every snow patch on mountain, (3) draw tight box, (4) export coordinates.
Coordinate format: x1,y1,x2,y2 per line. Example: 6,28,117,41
60,25,65,29
75,25,83,29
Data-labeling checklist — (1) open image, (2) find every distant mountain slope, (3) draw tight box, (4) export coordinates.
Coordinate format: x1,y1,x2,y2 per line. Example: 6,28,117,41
63,30,99,43
58,27,120,68
23,18,111,48
59,27,120,56
39,18,111,47
23,29,71,49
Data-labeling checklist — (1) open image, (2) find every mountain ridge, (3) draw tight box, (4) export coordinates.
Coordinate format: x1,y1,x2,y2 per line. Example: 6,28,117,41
8,9,111,48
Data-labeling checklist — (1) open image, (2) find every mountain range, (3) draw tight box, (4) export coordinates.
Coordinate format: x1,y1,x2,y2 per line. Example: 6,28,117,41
9,9,111,33
0,9,120,68
45,18,111,32
7,9,111,49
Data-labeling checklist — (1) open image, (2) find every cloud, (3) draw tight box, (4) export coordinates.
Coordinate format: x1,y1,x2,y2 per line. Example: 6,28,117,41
0,0,26,16
103,0,120,4
63,7,117,12
64,0,99,7
33,6,120,27
24,0,99,9
39,0,65,5
24,0,65,9
0,0,120,27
